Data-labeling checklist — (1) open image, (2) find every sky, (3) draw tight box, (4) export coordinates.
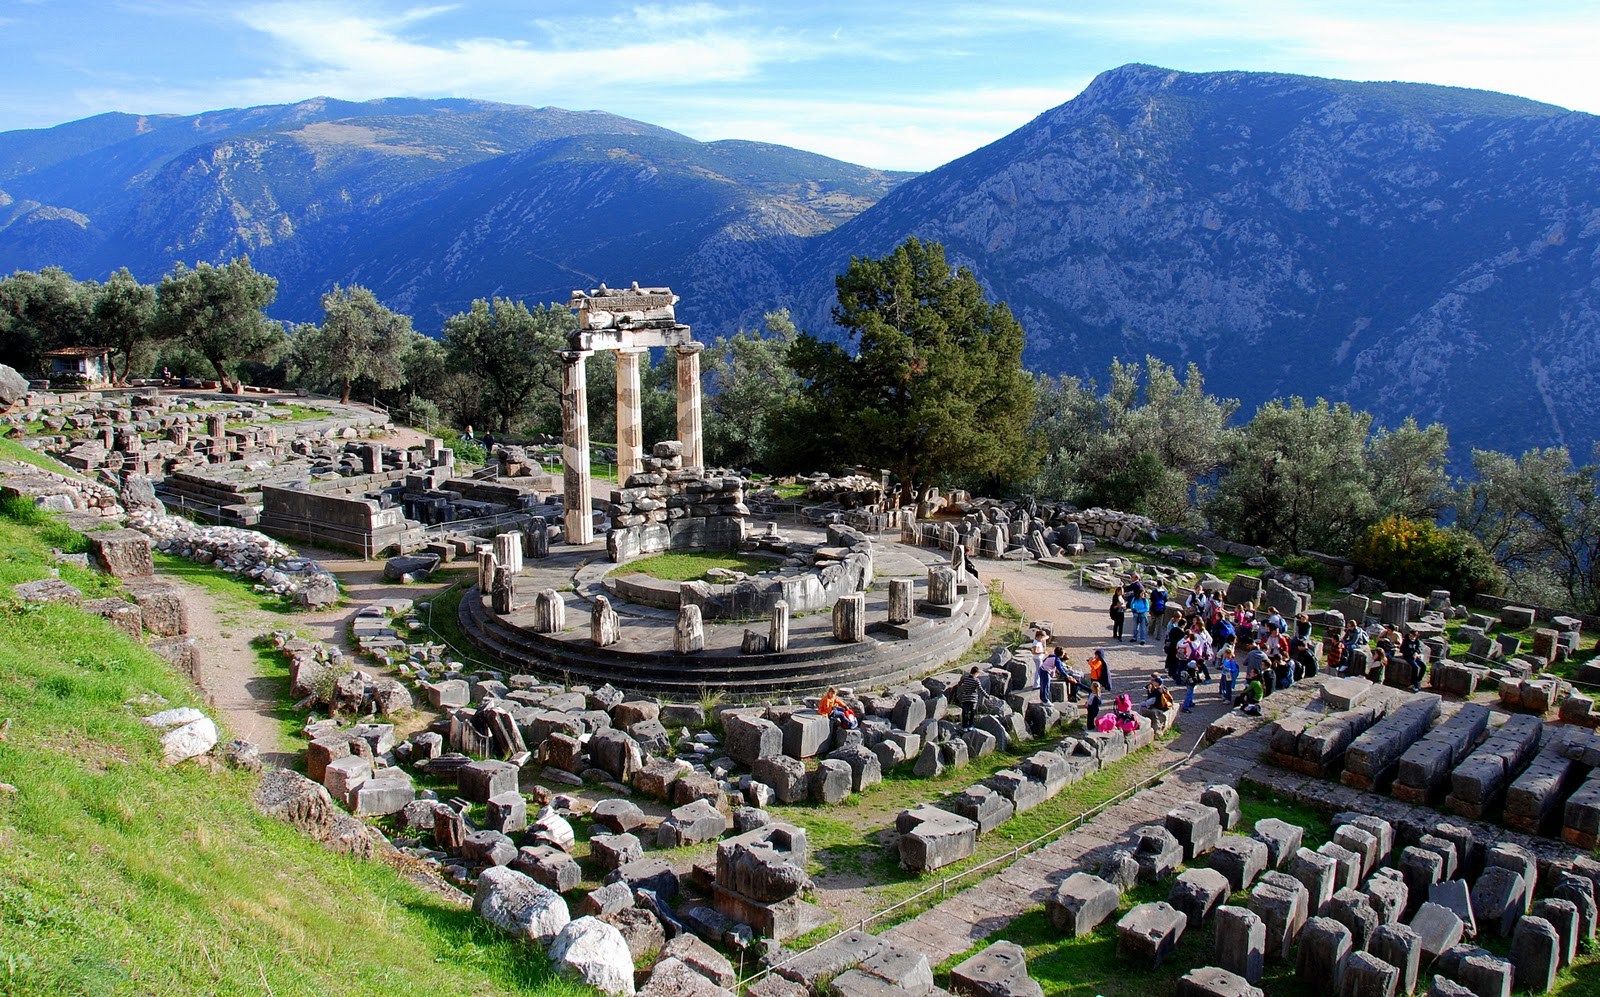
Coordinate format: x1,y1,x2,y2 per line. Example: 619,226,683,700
1,1,1596,172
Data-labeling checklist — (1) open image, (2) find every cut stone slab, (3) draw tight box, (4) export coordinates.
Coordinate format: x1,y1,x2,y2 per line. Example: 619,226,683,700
1337,951,1399,997
1408,902,1464,960
948,940,1043,997
1166,802,1224,860
1170,868,1231,928
1428,880,1477,939
1470,866,1525,938
1175,967,1264,997
1047,872,1121,937
897,805,978,873
1369,923,1422,996
1116,901,1188,968
1287,848,1339,913
1295,916,1353,992
1252,819,1304,870
1211,836,1269,893
1249,871,1310,961
1213,905,1266,983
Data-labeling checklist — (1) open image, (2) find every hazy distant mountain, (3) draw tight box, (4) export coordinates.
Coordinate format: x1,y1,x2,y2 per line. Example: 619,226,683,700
778,64,1600,460
3,69,1599,460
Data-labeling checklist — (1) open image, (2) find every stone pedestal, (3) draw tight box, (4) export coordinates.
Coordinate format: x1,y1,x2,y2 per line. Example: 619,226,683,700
363,443,381,474
675,343,704,470
833,594,866,643
207,414,227,446
592,595,620,647
887,579,913,624
616,348,645,483
770,599,790,653
533,589,566,633
675,605,705,654
561,350,594,545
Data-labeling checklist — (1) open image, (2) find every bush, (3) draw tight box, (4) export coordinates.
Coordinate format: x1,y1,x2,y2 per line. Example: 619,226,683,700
438,428,486,466
1281,554,1332,588
1352,515,1504,597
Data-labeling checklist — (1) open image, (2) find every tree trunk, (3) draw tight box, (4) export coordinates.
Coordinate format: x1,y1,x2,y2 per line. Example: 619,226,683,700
899,471,916,507
211,357,240,394
341,377,352,404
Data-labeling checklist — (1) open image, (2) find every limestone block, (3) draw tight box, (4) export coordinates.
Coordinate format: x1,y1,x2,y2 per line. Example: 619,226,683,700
754,754,810,804
809,759,852,804
950,784,1015,834
1165,802,1223,860
1213,905,1266,983
1336,951,1398,997
1470,866,1525,938
1295,917,1353,992
1248,871,1310,960
458,759,519,803
1530,898,1579,970
783,711,832,758
1048,872,1120,937
896,805,978,873
1175,967,1262,997
1428,880,1477,939
656,799,727,848
1408,902,1464,960
1170,868,1230,928
1252,818,1304,870
1211,837,1269,893
549,916,636,996
1134,824,1183,882
1116,901,1187,967
1287,848,1339,913
473,866,570,945
725,713,782,767
947,940,1043,997
1369,924,1421,996
592,798,646,834
1201,784,1243,830
1322,888,1380,951
512,844,582,893
590,833,644,875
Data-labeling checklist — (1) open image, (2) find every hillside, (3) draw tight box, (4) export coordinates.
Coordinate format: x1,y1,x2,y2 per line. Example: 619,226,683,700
780,64,1600,460
0,449,576,996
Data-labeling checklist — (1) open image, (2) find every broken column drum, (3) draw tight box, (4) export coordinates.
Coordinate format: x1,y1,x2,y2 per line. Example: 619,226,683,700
492,531,524,575
928,566,957,607
770,599,790,653
833,593,866,643
887,579,913,625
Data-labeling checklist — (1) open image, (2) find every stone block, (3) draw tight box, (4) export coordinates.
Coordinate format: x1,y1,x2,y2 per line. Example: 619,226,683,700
1457,953,1514,997
458,759,519,804
1408,902,1464,960
485,791,528,834
1369,923,1421,996
1552,874,1598,945
1202,784,1243,830
948,940,1043,997
1484,843,1536,906
1249,871,1310,961
1047,872,1120,937
1323,677,1375,712
1334,825,1380,879
1211,836,1269,893
1398,847,1444,904
1165,802,1223,860
1170,868,1231,928
1428,880,1476,939
1318,840,1363,894
1296,916,1353,992
512,844,582,893
949,784,1015,835
896,805,977,873
1099,849,1140,892
1213,905,1265,983
1323,888,1380,951
89,528,154,579
783,711,833,758
1470,866,1524,938
657,799,727,848
590,833,644,874
725,713,783,767
1116,901,1187,968
592,798,647,834
1134,824,1183,882
1337,951,1398,997
1252,819,1304,870
809,759,852,804
1288,848,1339,912
754,754,810,805
1530,898,1579,970
1175,967,1263,997
1363,870,1408,925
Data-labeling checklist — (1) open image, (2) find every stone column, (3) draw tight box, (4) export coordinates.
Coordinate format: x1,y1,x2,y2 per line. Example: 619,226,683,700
534,589,566,633
616,348,645,483
491,565,516,615
675,342,704,470
560,350,594,545
833,594,866,642
592,595,620,647
674,604,705,654
888,579,913,624
525,517,550,560
476,545,497,594
770,600,790,653
493,532,524,575
363,443,382,475
928,566,956,607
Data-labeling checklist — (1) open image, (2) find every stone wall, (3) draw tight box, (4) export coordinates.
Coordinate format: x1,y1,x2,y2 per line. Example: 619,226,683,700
259,483,412,554
605,441,746,562
679,524,874,619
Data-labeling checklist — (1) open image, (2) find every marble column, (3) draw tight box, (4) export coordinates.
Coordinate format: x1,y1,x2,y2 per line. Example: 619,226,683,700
560,350,594,545
675,342,704,470
615,348,645,484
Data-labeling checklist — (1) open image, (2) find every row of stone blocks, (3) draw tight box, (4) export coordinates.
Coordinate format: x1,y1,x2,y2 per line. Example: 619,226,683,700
895,717,1159,872
1330,684,1600,844
755,931,1045,997
1049,790,1600,996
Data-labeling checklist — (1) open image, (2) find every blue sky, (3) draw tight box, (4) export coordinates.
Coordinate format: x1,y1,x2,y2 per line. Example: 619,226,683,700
2,1,1595,171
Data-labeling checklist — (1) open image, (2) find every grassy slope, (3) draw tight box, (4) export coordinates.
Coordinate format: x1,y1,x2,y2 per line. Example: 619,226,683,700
0,500,582,996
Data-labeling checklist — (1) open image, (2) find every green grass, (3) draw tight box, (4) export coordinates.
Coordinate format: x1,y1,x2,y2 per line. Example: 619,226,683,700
611,550,775,582
150,551,307,615
0,436,85,477
0,506,583,996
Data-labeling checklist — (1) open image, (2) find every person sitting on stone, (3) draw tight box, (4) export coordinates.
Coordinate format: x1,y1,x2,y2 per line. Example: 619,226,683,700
1235,673,1264,715
955,666,984,729
1140,673,1166,710
1259,659,1278,695
1291,637,1319,682
818,686,858,729
1048,645,1080,702
1295,612,1313,643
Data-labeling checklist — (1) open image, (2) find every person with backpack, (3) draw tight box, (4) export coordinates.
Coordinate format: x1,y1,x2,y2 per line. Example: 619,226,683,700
1151,582,1169,621
818,687,859,730
1180,660,1202,713
1109,588,1127,642
1163,619,1185,680
1130,591,1151,645
955,666,984,729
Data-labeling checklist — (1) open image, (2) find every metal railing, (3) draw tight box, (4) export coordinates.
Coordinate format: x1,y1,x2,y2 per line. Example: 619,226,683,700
737,734,1207,988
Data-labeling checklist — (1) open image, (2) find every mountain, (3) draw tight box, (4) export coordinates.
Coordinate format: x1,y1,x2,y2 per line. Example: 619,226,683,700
777,64,1600,461
3,69,1599,460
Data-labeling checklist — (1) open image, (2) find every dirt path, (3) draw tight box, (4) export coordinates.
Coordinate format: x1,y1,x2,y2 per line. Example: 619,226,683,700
172,542,460,769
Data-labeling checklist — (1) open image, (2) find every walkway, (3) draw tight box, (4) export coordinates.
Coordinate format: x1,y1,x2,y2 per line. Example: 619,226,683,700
877,663,1330,966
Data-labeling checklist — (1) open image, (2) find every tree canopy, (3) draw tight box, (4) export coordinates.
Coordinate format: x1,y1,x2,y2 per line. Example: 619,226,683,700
295,284,412,403
788,238,1034,502
154,257,283,393
440,297,572,433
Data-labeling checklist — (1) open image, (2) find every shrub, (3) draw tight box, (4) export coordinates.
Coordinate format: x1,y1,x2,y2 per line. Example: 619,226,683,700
1352,515,1504,597
1281,554,1332,588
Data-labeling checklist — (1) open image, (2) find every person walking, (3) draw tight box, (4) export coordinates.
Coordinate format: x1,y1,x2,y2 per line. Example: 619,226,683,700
1109,588,1126,641
955,666,984,729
